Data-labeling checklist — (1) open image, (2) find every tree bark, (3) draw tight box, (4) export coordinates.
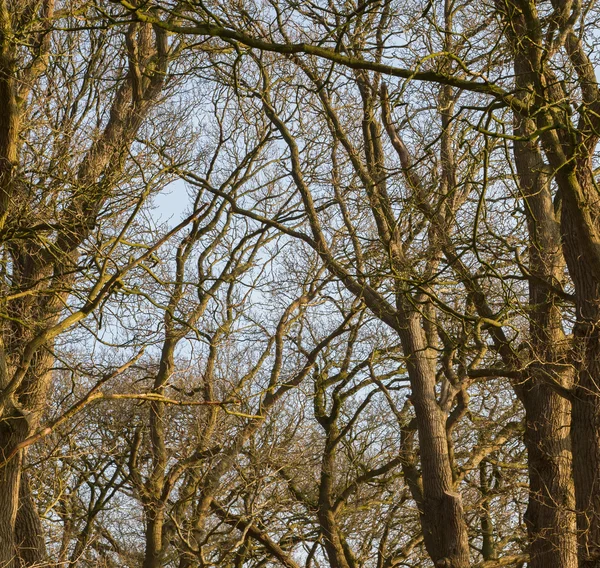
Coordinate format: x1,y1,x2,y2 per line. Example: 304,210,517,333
501,1,600,559
561,177,600,566
15,472,46,566
143,505,166,568
512,73,577,567
398,308,470,568
0,435,21,567
0,15,169,566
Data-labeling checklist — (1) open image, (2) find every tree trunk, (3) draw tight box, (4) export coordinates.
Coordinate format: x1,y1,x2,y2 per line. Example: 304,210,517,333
143,505,166,568
15,472,46,566
507,6,600,558
0,439,20,568
316,415,353,568
0,418,49,567
561,174,600,566
522,384,576,568
512,84,578,568
398,308,470,568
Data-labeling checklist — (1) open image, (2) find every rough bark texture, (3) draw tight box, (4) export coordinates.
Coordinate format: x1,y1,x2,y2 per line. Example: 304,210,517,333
398,308,470,568
512,69,577,567
532,65,600,568
495,4,582,565
15,473,46,566
0,3,23,559
562,180,600,567
507,1,600,560
0,433,20,567
143,505,166,568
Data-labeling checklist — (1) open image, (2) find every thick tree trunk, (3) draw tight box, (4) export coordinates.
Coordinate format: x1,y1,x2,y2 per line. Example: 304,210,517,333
0,422,48,566
0,440,20,568
0,348,53,567
143,505,166,568
522,385,576,568
398,309,470,568
15,472,46,566
318,507,352,568
509,9,600,557
561,175,600,566
0,9,22,564
571,376,600,568
0,418,49,567
512,98,578,568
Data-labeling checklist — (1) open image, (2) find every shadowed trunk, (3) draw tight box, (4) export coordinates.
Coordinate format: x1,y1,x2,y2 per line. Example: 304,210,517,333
0,435,21,567
561,174,600,566
16,472,46,566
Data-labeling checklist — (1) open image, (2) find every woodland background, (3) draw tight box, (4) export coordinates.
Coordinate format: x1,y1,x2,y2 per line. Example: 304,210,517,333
0,1,599,568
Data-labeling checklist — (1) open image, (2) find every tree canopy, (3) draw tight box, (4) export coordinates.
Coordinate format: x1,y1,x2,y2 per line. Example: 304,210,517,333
1,1,600,568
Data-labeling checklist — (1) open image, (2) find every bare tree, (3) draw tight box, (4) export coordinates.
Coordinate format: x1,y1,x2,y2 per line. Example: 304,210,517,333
5,1,600,567
0,2,189,564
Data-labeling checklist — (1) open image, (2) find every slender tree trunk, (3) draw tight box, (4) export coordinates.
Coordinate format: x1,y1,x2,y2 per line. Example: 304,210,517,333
316,416,353,568
398,308,470,568
479,461,496,561
142,393,168,568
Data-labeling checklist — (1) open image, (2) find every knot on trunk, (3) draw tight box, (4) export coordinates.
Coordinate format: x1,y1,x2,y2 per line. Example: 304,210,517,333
435,558,451,568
